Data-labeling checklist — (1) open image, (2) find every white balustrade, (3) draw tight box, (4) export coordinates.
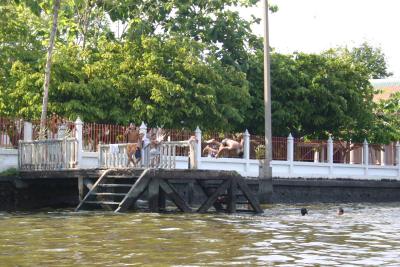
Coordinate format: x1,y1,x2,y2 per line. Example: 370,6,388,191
98,140,196,169
18,138,78,171
98,143,130,168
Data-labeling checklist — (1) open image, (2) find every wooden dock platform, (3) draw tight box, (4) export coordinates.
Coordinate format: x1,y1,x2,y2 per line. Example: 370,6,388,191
19,168,263,214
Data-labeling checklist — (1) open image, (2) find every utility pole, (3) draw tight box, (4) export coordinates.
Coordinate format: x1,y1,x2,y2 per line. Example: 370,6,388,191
258,0,273,203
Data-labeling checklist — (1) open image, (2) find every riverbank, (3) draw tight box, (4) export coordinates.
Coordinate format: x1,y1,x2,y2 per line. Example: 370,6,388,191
2,174,400,211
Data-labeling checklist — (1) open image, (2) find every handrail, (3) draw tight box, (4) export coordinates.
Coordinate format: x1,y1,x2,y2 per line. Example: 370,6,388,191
98,139,197,169
18,138,78,171
98,143,138,168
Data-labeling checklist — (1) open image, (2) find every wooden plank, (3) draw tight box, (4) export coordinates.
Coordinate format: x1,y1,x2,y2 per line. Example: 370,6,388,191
187,181,195,205
227,176,237,213
236,177,263,213
18,169,239,181
150,169,240,180
158,188,166,211
195,180,224,212
78,176,85,201
148,178,160,212
97,184,133,187
197,179,231,213
159,179,192,213
75,168,114,211
92,192,126,196
115,168,152,212
85,201,120,205
106,178,115,203
18,168,145,180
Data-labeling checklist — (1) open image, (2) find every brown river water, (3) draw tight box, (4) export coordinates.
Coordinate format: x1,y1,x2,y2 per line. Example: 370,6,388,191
1,203,400,266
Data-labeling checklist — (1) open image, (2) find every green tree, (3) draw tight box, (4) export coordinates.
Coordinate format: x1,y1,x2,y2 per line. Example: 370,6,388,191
101,0,263,71
0,3,46,118
329,42,392,79
245,50,377,142
47,36,250,131
371,92,400,143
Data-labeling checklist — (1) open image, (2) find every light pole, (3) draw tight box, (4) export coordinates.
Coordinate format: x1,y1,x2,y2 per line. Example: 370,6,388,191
259,0,273,203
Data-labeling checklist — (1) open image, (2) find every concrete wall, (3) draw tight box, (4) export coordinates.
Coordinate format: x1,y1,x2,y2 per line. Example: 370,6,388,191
2,175,400,211
81,151,99,169
0,148,18,172
0,177,78,211
271,178,400,203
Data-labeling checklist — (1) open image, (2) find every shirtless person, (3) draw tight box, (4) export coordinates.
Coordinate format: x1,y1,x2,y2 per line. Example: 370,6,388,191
124,123,140,167
203,135,244,158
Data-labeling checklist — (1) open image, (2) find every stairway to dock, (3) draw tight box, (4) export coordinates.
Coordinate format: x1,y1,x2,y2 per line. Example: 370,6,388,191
75,169,263,214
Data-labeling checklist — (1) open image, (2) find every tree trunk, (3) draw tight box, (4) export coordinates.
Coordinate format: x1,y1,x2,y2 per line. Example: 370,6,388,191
39,0,61,139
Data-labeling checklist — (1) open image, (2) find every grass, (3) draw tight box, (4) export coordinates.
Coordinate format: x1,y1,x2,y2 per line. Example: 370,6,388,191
0,168,19,177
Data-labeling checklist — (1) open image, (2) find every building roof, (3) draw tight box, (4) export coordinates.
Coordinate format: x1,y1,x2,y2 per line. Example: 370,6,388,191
371,78,400,101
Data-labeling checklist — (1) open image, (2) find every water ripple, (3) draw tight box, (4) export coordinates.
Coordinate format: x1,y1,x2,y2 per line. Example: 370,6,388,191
0,203,400,266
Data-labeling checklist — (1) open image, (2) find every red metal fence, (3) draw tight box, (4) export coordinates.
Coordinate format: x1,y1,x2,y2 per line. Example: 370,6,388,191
83,122,126,151
1,116,398,165
164,128,194,156
31,118,76,140
249,135,288,160
0,117,24,148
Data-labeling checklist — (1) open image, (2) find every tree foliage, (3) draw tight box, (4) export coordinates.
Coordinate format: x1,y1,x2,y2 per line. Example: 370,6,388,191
373,92,400,143
0,1,398,143
245,50,379,142
328,42,392,79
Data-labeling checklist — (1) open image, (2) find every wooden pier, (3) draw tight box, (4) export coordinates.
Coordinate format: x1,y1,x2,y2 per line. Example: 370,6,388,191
17,138,262,213
19,168,263,214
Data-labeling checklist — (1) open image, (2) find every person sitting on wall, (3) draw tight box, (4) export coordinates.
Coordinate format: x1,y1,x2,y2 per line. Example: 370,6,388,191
204,134,244,158
202,142,218,157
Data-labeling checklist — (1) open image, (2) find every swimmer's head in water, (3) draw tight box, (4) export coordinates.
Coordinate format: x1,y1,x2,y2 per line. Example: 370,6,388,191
301,208,308,216
337,207,344,215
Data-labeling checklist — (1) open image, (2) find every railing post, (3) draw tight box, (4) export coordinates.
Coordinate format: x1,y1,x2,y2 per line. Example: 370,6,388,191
287,133,294,162
58,124,67,139
327,136,333,164
327,135,333,178
139,122,147,167
396,142,400,177
363,139,369,178
243,129,250,160
194,126,202,169
363,139,369,165
380,145,385,166
396,142,400,165
139,121,147,135
23,121,32,141
349,141,354,164
287,133,294,176
75,117,83,168
243,129,250,176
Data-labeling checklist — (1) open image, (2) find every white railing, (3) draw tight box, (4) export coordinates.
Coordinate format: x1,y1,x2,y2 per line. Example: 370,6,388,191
98,143,131,168
98,140,197,169
157,141,196,169
18,138,78,171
